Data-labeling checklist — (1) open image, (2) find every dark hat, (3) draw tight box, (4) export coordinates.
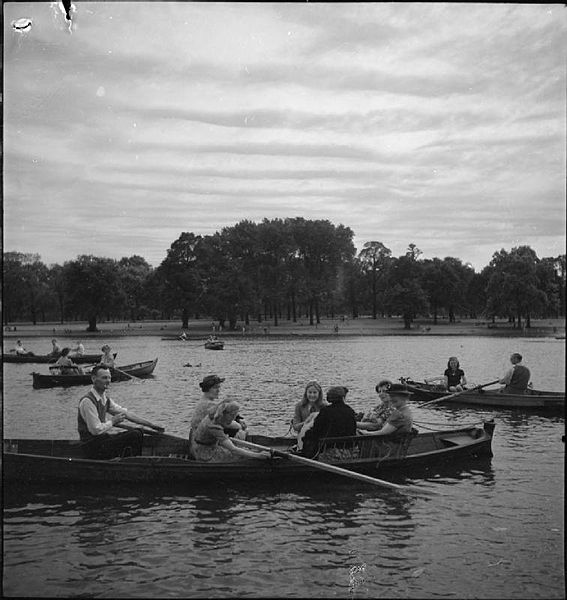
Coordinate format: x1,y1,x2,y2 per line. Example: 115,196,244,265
375,379,393,393
387,383,413,397
199,374,225,391
326,386,348,400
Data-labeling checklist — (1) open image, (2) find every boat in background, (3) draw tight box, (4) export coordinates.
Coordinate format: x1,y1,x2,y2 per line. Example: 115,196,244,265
400,378,564,410
3,352,117,364
32,358,158,388
3,421,495,484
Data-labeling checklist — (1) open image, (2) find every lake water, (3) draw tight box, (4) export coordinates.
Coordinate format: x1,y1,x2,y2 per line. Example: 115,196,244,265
2,335,565,598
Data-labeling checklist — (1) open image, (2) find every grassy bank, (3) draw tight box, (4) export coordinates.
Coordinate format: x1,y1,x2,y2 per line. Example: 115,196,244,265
3,316,565,341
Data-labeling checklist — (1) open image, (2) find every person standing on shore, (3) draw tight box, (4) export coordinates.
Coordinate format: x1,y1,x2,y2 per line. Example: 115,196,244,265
499,353,531,394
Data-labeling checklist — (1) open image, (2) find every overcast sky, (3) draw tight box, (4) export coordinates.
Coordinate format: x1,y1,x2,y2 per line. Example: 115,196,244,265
3,2,566,271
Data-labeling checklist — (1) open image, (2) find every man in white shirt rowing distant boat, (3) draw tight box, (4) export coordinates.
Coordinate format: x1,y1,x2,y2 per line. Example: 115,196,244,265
498,353,531,394
78,364,164,459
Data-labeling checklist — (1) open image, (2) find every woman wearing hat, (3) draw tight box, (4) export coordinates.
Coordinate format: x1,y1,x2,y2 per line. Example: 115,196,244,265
356,380,395,432
189,375,245,441
359,384,414,437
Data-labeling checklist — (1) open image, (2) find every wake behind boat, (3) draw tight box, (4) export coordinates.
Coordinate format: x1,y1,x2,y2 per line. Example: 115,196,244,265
3,421,495,484
32,358,158,388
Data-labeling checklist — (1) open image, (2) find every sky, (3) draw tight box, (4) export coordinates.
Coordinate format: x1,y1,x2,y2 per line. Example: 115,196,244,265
3,2,566,271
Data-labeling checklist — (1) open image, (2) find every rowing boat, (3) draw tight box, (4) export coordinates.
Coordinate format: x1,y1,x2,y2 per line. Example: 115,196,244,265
3,421,495,484
204,340,224,350
3,352,116,364
32,358,158,388
400,379,564,410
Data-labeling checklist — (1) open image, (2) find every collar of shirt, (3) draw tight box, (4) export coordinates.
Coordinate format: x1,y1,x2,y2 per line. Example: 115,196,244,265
89,387,107,403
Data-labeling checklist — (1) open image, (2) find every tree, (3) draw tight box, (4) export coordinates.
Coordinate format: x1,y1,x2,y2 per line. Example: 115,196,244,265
358,241,392,319
117,256,153,321
62,255,123,331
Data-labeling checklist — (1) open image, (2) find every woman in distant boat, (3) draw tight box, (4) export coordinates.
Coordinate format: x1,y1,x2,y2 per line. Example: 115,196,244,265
99,344,115,368
54,347,82,374
443,356,467,392
190,400,270,462
14,340,34,356
292,381,326,433
69,340,85,357
356,379,395,432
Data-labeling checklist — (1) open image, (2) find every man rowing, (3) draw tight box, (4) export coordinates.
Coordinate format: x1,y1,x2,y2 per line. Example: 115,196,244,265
78,365,164,459
498,352,531,394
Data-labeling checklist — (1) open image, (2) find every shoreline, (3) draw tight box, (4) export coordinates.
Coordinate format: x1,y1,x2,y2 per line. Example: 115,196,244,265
3,317,565,342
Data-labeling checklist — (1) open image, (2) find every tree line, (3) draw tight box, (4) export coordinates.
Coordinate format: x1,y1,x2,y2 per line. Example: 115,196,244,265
3,217,565,331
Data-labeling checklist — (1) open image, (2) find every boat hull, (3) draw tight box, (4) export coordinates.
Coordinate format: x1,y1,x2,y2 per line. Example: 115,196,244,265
3,423,495,484
402,380,564,409
3,352,115,364
204,342,224,350
32,358,158,388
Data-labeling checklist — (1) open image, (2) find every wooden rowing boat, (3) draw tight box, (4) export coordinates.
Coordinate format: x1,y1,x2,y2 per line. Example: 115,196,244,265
32,358,158,388
3,352,116,364
3,421,495,484
204,340,224,350
400,379,564,410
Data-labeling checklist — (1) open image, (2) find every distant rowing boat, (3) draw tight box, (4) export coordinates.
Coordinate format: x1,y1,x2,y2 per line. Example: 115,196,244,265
401,379,564,410
3,352,117,364
32,358,158,388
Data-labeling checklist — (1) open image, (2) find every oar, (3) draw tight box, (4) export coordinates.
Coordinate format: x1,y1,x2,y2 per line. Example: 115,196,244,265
416,379,500,408
233,438,437,496
116,423,165,435
112,366,143,381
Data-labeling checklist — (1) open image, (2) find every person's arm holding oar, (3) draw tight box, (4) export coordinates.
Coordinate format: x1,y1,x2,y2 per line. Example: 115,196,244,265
416,379,500,408
114,409,165,433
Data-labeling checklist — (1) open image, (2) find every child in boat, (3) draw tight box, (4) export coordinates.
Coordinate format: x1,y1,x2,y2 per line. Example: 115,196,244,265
189,400,270,462
356,379,395,432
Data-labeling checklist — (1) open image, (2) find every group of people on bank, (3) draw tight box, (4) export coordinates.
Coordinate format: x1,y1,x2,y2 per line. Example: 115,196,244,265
71,351,530,462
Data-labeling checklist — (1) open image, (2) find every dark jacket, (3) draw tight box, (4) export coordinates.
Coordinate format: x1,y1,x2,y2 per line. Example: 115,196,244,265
301,400,357,457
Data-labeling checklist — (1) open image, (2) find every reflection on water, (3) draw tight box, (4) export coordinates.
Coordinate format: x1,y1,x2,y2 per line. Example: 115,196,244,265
2,335,564,598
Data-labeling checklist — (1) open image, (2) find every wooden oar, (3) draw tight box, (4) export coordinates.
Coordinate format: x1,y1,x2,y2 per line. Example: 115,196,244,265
116,423,164,435
233,438,437,496
112,366,143,381
416,379,500,408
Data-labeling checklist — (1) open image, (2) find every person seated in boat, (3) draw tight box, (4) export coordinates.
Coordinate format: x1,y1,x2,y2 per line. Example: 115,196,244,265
14,340,34,356
291,381,327,434
443,356,467,392
356,379,395,432
498,353,530,394
53,347,83,374
99,344,115,368
358,384,414,437
78,365,165,460
190,375,246,440
300,386,357,457
48,338,62,357
69,340,85,358
190,399,270,462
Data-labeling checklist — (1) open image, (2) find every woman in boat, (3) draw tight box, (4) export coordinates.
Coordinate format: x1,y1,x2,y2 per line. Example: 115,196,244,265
358,384,414,437
190,375,245,440
443,356,467,392
14,340,34,356
190,400,270,462
99,344,115,368
356,379,395,432
291,381,327,433
48,338,62,357
54,347,82,374
69,340,85,358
